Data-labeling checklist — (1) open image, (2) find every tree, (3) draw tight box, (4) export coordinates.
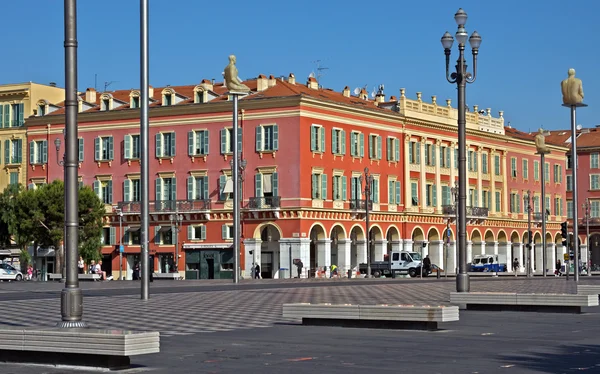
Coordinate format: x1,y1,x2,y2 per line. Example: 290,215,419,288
78,185,104,263
0,184,23,247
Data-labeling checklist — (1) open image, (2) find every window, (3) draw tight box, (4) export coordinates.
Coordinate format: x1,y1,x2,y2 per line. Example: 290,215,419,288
567,201,573,219
425,144,436,166
101,99,111,111
554,164,562,183
369,134,382,160
332,175,347,201
195,91,205,104
93,180,113,204
440,147,451,168
11,104,24,127
592,201,600,218
544,162,550,182
156,132,175,158
482,190,490,208
350,132,364,157
125,229,141,245
311,173,327,200
101,227,116,245
545,196,551,214
591,175,600,190
592,153,599,169
131,96,140,109
533,196,540,213
154,226,173,245
123,179,141,202
187,176,209,200
409,142,421,164
566,175,573,191
425,184,436,207
256,125,279,152
29,140,47,164
482,153,488,174
567,155,572,169
554,198,561,216
9,172,18,186
388,180,401,205
495,191,501,213
411,182,419,205
442,185,451,206
4,139,23,164
350,176,362,201
534,160,539,181
509,193,519,213
163,94,172,106
255,173,279,197
510,157,517,177
454,148,458,169
221,224,234,240
468,150,478,172
522,159,528,179
310,125,325,152
38,104,45,116
369,178,380,203
188,130,209,156
156,177,177,201
494,155,501,175
220,127,242,154
122,134,140,160
94,136,114,161
188,225,207,240
78,138,84,162
330,128,346,155
0,104,8,128
219,175,233,200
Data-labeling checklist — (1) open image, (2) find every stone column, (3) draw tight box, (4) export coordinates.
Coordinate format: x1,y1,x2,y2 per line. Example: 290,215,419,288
403,239,414,252
435,139,442,214
491,241,499,255
580,244,588,268
337,239,352,277
356,240,367,266
466,241,473,268
502,152,509,213
535,243,543,273
513,242,523,273
404,135,412,208
429,240,444,267
490,149,497,214
391,240,402,252
420,138,427,210
448,240,457,274
547,243,556,274
502,243,511,271
373,239,387,261
317,239,331,278
243,238,261,279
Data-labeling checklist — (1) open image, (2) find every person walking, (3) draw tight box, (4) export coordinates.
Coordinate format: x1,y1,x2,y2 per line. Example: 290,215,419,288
555,259,562,276
78,256,84,274
296,260,303,278
423,255,432,274
513,258,520,277
254,263,261,279
330,264,338,278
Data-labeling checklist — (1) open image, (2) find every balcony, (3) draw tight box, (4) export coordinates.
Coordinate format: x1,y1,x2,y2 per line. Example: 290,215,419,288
350,199,374,211
442,205,489,222
248,196,281,209
117,199,211,214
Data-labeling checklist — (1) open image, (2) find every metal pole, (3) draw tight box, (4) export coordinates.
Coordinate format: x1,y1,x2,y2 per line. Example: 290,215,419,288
586,199,591,276
445,222,449,279
119,212,122,281
58,0,86,328
527,193,532,277
456,45,469,292
289,245,292,279
541,152,547,277
365,170,371,278
232,95,240,284
140,0,150,299
570,106,580,282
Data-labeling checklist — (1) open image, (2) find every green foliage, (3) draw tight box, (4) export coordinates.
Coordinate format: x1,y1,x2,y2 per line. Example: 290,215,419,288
78,185,104,263
0,184,23,247
19,249,31,269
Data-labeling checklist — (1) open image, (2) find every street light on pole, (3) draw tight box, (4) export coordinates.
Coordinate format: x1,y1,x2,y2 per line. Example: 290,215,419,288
358,167,373,278
451,181,458,275
441,8,482,292
583,199,591,276
524,190,533,277
169,212,183,275
230,156,247,281
116,208,123,280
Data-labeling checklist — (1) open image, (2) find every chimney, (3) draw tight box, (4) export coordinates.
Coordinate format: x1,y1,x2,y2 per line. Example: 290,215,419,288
390,95,397,102
200,79,213,91
85,88,96,103
307,76,319,90
148,85,154,99
342,86,350,97
359,88,368,100
288,73,296,85
375,93,385,103
257,74,268,91
268,75,277,87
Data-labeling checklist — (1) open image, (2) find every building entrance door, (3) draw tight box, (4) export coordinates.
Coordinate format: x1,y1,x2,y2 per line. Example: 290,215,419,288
261,252,273,279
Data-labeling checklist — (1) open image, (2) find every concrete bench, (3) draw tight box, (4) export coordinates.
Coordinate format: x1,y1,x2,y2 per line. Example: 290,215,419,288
283,303,459,330
78,274,101,281
48,273,63,281
153,272,181,280
577,285,600,297
450,292,599,313
0,327,159,370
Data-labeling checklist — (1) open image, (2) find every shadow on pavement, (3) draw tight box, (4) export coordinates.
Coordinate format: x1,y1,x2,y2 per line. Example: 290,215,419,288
499,344,600,373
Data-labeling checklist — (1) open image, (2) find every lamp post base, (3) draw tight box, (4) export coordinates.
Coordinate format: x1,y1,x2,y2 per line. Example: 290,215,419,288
456,273,470,292
57,288,88,328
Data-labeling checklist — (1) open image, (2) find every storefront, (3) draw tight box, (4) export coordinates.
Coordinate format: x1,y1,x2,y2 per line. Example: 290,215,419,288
183,243,234,280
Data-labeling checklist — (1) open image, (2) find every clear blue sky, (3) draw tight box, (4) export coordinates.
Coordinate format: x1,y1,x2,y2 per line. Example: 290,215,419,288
3,0,599,131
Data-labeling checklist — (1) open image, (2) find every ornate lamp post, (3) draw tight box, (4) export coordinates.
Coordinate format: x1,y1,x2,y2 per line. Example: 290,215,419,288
524,190,533,277
451,181,459,275
116,208,123,280
358,167,374,278
230,156,247,281
441,8,482,292
583,199,591,276
169,212,183,274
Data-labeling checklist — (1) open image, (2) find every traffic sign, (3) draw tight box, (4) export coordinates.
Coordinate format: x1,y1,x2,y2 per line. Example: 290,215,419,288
563,253,569,261
119,245,124,253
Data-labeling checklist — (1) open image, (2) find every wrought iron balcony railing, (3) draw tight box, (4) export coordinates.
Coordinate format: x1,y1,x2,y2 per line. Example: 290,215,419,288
248,196,281,209
442,205,489,218
117,199,211,214
350,199,374,211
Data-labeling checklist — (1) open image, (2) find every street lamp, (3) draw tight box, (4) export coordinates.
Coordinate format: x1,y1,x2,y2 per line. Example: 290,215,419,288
116,208,123,280
583,199,591,276
230,156,247,282
169,212,183,274
54,138,65,167
358,167,374,278
441,8,482,292
524,190,533,277
451,181,459,275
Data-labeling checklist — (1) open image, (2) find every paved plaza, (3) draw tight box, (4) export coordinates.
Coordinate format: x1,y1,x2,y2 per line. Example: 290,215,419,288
0,277,598,373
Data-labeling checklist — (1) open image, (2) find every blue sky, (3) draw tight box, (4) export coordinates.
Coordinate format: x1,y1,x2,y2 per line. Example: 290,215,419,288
3,0,599,131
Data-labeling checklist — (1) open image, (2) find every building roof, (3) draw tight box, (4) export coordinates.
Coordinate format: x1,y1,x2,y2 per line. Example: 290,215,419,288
546,127,600,149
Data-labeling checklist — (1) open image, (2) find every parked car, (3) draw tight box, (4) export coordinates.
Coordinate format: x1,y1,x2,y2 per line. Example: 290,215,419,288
0,263,23,281
431,264,443,274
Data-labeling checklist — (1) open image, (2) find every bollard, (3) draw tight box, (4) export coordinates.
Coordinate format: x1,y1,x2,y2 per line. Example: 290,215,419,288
436,268,440,279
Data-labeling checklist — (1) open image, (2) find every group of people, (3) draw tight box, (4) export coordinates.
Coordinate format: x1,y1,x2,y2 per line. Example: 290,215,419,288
512,257,566,276
77,256,108,280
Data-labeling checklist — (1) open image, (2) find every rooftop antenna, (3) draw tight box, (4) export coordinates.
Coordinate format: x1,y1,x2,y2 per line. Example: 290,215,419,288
94,74,97,92
313,60,329,87
576,124,583,130
104,81,117,92
370,88,376,99
353,87,361,96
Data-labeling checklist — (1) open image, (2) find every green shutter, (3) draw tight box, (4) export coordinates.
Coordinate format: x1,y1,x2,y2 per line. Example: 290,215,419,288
42,140,47,163
273,125,279,150
219,175,226,200
16,139,22,163
107,181,113,203
170,132,176,156
332,128,337,154
155,178,162,201
340,130,346,155
272,172,278,197
386,138,391,161
29,141,35,164
416,143,421,164
187,177,194,200
93,180,101,199
388,180,394,202
350,132,356,156
474,153,478,171
320,127,325,152
110,227,116,245
220,129,227,154
395,181,401,205
154,226,161,244
433,186,437,206
310,126,316,151
431,145,436,166
125,134,132,159
222,224,228,239
124,179,131,202
94,137,100,161
188,131,194,155
170,178,177,201
201,225,206,240
0,105,3,127
187,225,193,240
342,176,347,201
203,130,210,154
374,179,379,203
321,174,327,200
446,148,451,167
78,138,84,162
359,133,364,157
17,103,24,126
425,145,429,165
237,129,242,153
409,143,413,163
255,173,263,197
203,176,209,200
3,105,9,127
155,133,162,157
369,136,374,159
255,126,262,151
411,183,418,202
4,140,9,164
333,176,338,199
108,137,114,160
312,174,318,199
351,177,356,200
395,138,400,162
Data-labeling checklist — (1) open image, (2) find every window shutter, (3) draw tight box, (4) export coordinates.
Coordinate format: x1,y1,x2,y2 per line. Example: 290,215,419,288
170,132,176,156
155,133,162,157
433,186,437,206
409,144,413,164
351,177,356,200
93,180,101,199
359,133,364,157
374,180,379,203
333,176,338,199
155,178,162,201
154,226,161,244
187,225,193,240
342,176,347,201
369,137,374,159
446,148,451,167
431,145,436,166
108,136,114,160
187,176,194,200
386,138,391,161
3,105,9,127
203,130,209,154
78,138,84,162
255,173,263,197
219,175,226,200
332,129,337,154
188,131,194,155
17,103,24,125
255,126,262,152
321,174,327,200
222,224,228,239
107,181,113,203
0,105,3,127
312,174,318,199
395,181,401,205
320,127,326,152
110,227,116,245
170,178,177,201
220,129,227,154
388,180,394,202
124,179,131,202
125,134,132,159
474,153,478,171
310,126,316,151
395,138,400,162
416,143,421,164
273,125,279,150
29,141,35,164
202,176,209,200
4,140,9,164
350,132,356,156
41,140,48,163
340,130,346,155
237,129,242,153
411,183,418,202
201,225,207,240
425,145,429,165
272,172,279,197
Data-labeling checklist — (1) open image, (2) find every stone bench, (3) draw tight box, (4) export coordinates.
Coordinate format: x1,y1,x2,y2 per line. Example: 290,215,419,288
283,303,459,330
48,273,63,281
78,274,101,281
450,292,599,313
577,285,600,297
153,272,181,280
0,327,160,370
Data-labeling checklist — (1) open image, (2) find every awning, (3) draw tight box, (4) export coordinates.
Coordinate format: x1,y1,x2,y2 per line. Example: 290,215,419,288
183,243,233,250
222,178,233,193
158,226,172,232
127,226,140,232
263,174,272,193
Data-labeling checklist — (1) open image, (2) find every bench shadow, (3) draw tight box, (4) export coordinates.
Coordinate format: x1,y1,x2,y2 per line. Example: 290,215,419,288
499,344,600,373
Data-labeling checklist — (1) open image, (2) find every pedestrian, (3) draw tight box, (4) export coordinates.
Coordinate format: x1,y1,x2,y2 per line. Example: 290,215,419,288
423,255,432,274
78,256,84,274
254,263,261,279
133,262,140,280
296,260,303,278
513,258,520,276
26,265,33,281
330,264,338,278
95,260,106,280
555,259,562,276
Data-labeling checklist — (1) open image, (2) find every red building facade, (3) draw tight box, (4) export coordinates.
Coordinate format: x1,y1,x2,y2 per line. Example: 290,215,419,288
25,75,568,279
